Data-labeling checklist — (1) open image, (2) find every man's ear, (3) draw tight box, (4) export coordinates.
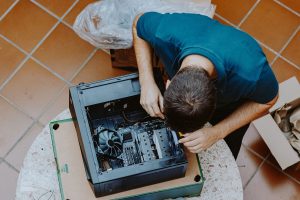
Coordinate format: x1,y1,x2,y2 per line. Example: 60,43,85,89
166,79,171,89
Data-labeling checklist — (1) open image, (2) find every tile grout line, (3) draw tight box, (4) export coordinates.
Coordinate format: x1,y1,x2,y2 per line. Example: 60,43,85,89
2,120,36,159
32,53,99,125
34,49,100,125
68,48,98,84
0,0,81,91
0,34,72,87
215,13,279,63
33,50,99,125
0,0,20,21
3,118,48,164
215,13,238,27
216,13,279,62
31,0,111,56
31,0,79,20
261,40,300,69
101,48,111,55
237,0,261,27
2,105,47,161
264,159,300,185
31,0,74,30
2,159,19,173
1,0,100,88
0,94,38,158
0,23,60,91
35,84,70,125
0,82,68,160
280,55,300,70
1,2,108,88
0,53,30,91
1,86,64,165
27,0,81,82
30,1,104,83
257,40,284,64
273,0,300,17
30,57,73,86
0,94,35,120
2,84,66,169
0,0,62,90
215,13,300,68
0,34,29,55
270,25,300,66
36,120,46,129
242,144,267,161
3,98,59,160
243,144,300,185
243,152,270,189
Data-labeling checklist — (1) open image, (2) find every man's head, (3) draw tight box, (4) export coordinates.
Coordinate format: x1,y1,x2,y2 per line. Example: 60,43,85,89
164,66,217,133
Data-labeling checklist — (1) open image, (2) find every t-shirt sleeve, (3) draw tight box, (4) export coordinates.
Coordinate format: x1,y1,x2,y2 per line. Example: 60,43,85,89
248,65,279,104
136,12,161,45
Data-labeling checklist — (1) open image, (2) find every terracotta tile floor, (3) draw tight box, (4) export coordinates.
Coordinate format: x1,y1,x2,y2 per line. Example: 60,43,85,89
0,0,299,199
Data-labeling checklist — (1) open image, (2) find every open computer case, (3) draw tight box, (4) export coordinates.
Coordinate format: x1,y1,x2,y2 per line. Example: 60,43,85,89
69,72,188,197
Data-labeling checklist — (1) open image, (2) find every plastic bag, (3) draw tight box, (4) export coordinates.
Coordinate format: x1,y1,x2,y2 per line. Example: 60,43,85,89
73,0,216,49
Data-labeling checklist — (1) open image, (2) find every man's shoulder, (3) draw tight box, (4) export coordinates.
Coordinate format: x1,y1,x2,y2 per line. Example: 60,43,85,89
138,12,163,22
135,12,164,41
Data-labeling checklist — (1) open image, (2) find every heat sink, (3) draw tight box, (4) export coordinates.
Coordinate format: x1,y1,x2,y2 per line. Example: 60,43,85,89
94,127,123,158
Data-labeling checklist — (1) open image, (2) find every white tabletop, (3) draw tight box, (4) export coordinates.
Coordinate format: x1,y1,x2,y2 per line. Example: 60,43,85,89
15,109,243,200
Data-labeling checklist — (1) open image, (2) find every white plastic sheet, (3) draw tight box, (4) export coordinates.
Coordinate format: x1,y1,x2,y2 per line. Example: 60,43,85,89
73,0,216,49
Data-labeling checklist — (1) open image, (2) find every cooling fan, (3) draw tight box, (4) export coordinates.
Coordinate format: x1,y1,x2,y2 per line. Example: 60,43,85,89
94,126,123,158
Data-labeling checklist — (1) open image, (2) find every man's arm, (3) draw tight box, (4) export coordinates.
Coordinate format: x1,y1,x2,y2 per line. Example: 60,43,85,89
132,14,155,89
179,95,278,153
132,14,164,118
215,96,278,137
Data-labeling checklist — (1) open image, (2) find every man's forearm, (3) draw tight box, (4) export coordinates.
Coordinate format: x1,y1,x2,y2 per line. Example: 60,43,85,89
132,14,155,87
179,98,277,153
214,96,278,139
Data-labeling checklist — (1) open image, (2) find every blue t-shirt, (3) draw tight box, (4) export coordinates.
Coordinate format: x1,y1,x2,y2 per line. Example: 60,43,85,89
136,12,278,107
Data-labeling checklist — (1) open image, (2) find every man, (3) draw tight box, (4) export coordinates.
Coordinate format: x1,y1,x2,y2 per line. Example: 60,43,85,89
132,12,279,159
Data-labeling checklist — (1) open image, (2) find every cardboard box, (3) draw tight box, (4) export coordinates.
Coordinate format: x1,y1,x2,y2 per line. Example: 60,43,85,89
245,77,300,170
50,119,204,200
110,48,139,69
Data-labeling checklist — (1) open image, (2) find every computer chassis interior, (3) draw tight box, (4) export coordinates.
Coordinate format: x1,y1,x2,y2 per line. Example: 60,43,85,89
69,72,188,197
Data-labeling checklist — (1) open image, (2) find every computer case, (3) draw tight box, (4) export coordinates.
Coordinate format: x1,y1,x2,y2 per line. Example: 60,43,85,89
69,72,188,197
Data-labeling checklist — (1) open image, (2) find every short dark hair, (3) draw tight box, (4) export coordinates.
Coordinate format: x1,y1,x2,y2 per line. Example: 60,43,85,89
164,66,217,133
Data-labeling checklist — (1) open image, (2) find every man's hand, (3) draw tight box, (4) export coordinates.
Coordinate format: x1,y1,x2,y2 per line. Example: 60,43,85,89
178,127,220,153
140,82,164,119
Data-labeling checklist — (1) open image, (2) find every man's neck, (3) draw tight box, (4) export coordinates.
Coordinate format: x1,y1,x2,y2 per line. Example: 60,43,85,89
180,55,217,78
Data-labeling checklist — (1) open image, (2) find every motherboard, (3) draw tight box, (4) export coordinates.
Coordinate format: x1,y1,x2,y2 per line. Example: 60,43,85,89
92,117,182,173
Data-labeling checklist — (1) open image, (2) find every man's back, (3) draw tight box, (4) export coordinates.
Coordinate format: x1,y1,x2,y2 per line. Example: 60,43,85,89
137,12,278,108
